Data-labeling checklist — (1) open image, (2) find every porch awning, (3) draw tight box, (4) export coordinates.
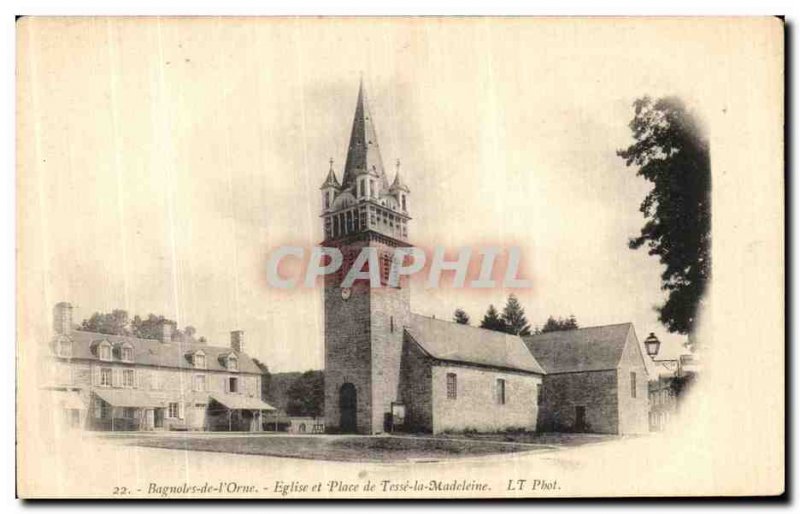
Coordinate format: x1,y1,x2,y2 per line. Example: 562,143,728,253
50,390,85,410
93,389,167,408
210,393,276,411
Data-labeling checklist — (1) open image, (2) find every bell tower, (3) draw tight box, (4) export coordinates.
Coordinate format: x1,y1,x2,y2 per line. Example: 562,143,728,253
322,79,412,434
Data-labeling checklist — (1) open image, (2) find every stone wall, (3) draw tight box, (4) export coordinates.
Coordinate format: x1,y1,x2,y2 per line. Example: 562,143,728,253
369,281,410,433
538,370,619,434
430,363,541,434
323,281,373,433
398,336,433,432
615,330,650,434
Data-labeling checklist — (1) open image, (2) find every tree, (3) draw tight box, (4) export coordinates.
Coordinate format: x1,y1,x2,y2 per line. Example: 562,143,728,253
453,308,470,325
618,96,710,334
80,309,131,335
501,294,532,336
285,370,324,418
183,326,197,343
479,304,506,333
130,314,177,340
79,309,204,342
540,314,579,333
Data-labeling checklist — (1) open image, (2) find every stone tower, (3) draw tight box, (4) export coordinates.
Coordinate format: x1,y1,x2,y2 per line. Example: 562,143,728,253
322,79,411,434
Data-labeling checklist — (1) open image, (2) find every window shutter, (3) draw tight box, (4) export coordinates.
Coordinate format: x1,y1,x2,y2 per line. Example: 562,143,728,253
112,368,121,387
92,366,100,386
134,369,141,389
224,376,230,393
178,402,185,420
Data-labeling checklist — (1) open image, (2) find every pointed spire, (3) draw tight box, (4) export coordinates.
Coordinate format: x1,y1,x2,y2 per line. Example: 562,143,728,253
320,157,340,190
390,158,409,193
340,78,388,192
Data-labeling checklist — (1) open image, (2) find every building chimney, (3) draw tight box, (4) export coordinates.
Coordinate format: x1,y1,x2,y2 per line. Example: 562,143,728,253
231,330,244,353
53,302,73,335
160,321,173,344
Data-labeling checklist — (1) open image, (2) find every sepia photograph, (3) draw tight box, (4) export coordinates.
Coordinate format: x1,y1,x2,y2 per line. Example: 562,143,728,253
14,16,784,499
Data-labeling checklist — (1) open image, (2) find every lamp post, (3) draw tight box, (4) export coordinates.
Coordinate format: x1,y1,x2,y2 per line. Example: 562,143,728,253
644,332,681,375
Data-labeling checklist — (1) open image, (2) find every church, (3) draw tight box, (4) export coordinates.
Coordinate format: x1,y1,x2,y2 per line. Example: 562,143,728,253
320,81,547,434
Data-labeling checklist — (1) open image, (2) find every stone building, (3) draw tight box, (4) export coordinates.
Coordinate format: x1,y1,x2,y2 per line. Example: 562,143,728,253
523,323,650,434
44,302,274,431
402,315,545,434
321,80,545,434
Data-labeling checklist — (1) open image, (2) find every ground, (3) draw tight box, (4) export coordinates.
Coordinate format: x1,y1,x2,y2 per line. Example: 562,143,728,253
101,431,623,463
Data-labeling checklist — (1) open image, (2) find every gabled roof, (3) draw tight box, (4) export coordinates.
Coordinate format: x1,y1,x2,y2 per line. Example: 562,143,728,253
60,330,262,374
405,314,546,375
340,78,389,192
522,323,634,374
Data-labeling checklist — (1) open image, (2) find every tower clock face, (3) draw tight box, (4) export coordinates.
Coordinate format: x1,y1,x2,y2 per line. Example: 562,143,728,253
341,287,352,300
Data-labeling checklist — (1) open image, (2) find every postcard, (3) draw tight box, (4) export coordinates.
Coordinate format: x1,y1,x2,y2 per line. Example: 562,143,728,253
16,16,784,498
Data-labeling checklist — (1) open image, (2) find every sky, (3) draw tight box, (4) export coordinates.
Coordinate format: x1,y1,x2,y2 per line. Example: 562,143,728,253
15,17,724,373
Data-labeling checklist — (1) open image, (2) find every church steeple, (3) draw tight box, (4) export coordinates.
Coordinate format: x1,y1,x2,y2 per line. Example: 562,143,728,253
321,80,410,243
341,78,389,194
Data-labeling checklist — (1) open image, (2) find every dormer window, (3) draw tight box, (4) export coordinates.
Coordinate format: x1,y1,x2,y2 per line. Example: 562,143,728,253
194,351,206,369
120,343,134,363
57,338,72,358
227,354,238,371
98,341,112,362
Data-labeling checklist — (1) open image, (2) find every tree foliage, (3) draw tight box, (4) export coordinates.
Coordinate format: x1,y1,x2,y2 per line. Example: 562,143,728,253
618,96,710,334
285,370,324,418
540,315,579,334
479,304,505,333
501,294,532,336
453,308,471,325
79,309,203,342
80,309,131,336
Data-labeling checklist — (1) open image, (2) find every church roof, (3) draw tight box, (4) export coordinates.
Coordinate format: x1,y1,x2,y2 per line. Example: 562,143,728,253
58,330,263,374
340,79,389,192
405,314,546,375
390,168,410,193
320,162,340,190
522,323,634,374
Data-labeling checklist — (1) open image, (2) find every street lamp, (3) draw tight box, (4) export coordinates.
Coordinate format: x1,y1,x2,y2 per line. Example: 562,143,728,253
644,332,661,358
644,331,681,375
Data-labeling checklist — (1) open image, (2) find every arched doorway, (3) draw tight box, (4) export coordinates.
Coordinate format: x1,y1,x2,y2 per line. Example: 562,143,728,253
339,383,357,433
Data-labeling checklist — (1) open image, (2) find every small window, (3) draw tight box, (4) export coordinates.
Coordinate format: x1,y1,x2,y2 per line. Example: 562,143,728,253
100,368,112,387
630,372,637,399
58,339,72,358
402,195,406,211
121,345,134,362
228,377,239,393
324,192,330,209
228,355,238,371
195,353,206,369
168,402,179,419
390,316,394,333
122,369,135,388
94,398,109,419
99,343,112,361
496,378,506,405
446,373,457,400
194,374,206,392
